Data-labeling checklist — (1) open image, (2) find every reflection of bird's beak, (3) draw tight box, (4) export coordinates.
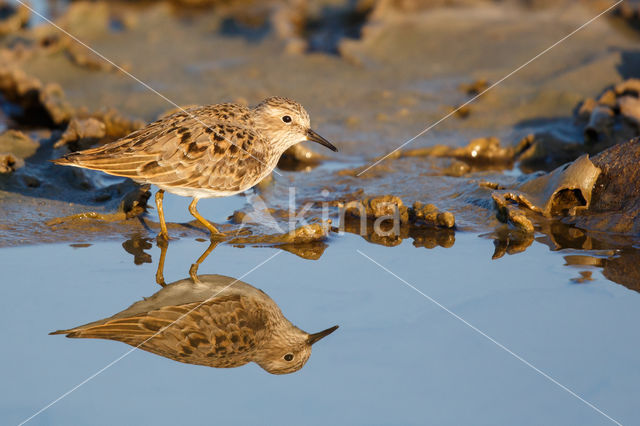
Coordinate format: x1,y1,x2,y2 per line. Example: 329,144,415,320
306,129,338,152
308,325,339,345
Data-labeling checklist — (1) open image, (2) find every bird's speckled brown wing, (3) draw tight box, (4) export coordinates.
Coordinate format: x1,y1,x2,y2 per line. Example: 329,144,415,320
54,294,271,368
54,105,272,194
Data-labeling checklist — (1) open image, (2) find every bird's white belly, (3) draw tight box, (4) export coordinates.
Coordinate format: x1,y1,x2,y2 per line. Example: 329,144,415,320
156,185,244,199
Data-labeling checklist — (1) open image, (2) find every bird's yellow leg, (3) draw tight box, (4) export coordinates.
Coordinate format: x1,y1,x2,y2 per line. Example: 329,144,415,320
189,241,219,282
188,198,223,239
155,189,169,240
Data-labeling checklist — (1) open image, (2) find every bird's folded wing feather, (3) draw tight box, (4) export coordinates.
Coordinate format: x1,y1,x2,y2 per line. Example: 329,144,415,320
52,295,269,367
55,108,268,192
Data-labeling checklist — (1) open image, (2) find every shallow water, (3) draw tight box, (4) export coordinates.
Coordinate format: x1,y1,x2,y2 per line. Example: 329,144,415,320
3,232,640,425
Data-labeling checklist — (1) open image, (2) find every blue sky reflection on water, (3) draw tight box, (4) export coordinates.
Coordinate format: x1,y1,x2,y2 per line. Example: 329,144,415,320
2,232,639,425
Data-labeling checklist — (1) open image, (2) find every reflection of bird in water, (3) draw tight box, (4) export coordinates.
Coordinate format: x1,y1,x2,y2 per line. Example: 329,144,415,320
52,97,337,240
51,274,338,374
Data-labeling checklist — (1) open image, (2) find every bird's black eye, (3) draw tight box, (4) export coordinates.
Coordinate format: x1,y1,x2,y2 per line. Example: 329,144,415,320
283,353,294,361
282,115,292,123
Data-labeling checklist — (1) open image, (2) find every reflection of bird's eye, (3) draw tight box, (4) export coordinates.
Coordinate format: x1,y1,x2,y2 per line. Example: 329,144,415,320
283,353,294,361
282,115,292,123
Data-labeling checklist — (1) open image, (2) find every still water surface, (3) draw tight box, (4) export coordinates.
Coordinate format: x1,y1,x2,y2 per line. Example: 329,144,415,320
2,231,639,425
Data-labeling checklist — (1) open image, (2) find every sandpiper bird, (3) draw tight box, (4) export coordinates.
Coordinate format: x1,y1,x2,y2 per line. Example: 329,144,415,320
53,97,337,240
50,274,338,374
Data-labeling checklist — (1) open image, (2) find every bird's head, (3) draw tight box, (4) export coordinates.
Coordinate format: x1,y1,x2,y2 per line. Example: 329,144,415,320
256,324,338,375
253,96,337,154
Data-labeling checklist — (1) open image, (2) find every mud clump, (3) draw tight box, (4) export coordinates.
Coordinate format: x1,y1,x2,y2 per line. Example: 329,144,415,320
515,133,584,173
54,109,146,150
614,3,640,31
410,201,455,228
55,118,106,148
343,137,520,178
337,194,455,247
492,137,640,235
227,222,331,258
0,1,29,36
0,68,75,126
46,184,151,226
278,143,326,171
491,154,601,232
0,129,38,160
459,79,490,95
344,195,410,224
341,195,455,229
577,79,640,146
489,226,535,259
404,137,516,165
0,152,22,173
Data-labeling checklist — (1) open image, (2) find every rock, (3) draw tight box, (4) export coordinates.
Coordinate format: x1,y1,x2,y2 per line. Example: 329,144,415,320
566,138,640,234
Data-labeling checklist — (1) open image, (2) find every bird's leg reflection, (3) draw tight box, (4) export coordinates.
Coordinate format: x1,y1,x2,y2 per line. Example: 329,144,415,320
155,238,169,287
189,241,218,283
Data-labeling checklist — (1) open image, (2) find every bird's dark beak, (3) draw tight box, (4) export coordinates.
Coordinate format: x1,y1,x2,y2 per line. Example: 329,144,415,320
307,325,339,345
306,129,337,152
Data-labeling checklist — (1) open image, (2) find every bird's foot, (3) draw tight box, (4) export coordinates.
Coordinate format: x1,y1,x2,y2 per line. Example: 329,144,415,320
156,232,170,243
209,231,229,242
